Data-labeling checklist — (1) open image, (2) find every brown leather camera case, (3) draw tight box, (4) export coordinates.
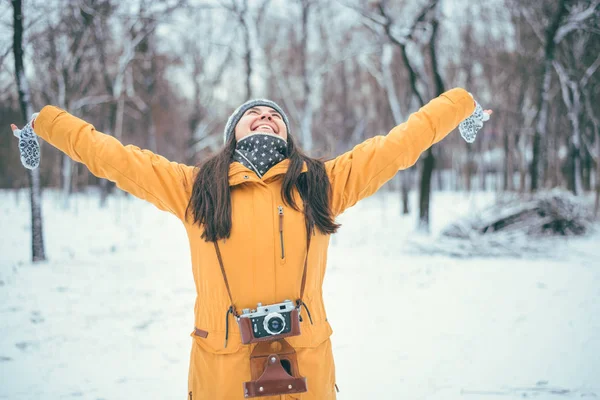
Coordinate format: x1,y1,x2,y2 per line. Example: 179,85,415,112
243,339,307,398
239,308,301,344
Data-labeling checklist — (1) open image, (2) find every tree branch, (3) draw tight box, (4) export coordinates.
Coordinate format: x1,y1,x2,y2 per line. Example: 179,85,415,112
554,1,600,43
580,52,600,87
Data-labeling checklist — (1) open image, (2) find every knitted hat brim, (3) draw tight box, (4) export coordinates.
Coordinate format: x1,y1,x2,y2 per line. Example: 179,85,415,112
223,99,290,144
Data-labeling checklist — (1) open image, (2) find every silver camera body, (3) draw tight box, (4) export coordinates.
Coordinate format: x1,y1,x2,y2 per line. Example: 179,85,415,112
238,299,299,342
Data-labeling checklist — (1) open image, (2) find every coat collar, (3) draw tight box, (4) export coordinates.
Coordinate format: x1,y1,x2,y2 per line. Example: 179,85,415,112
228,159,308,186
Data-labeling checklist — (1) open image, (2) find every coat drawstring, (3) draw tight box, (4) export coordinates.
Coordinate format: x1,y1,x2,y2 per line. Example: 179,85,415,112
224,306,235,348
296,299,313,325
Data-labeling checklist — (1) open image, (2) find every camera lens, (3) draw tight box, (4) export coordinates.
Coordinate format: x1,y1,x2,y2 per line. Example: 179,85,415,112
269,318,282,331
264,313,286,335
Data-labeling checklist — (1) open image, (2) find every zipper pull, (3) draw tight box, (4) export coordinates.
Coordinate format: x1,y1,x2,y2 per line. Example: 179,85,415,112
278,206,285,260
278,206,284,233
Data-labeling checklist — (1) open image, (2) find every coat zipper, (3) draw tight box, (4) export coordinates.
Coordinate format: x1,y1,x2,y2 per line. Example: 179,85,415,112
278,205,285,260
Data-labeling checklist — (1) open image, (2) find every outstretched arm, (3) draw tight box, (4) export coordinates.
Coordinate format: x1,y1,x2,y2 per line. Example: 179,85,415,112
325,87,479,216
19,105,194,220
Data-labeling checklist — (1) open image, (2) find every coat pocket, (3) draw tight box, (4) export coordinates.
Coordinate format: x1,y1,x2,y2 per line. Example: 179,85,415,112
190,328,243,355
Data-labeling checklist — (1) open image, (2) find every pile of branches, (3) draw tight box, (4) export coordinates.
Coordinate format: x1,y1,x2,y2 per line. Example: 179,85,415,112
443,190,593,239
409,190,595,258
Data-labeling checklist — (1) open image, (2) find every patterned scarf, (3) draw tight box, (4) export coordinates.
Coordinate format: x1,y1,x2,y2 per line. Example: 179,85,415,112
232,133,288,178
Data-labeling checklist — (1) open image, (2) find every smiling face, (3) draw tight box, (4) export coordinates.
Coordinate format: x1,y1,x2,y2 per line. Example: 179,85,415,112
234,106,288,142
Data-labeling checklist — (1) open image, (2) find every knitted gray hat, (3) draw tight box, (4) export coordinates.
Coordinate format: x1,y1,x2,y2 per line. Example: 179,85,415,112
223,99,290,144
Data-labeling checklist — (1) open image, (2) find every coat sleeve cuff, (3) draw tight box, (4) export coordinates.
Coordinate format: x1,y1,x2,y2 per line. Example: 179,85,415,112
32,105,65,141
441,88,476,119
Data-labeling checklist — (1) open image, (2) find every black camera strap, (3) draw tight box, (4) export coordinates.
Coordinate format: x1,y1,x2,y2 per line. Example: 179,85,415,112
212,223,313,347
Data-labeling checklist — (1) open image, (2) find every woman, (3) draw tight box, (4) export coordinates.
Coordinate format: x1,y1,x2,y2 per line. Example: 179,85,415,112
11,88,490,399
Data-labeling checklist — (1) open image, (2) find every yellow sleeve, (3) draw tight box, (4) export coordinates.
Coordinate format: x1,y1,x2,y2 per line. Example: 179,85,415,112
325,88,475,216
33,105,194,220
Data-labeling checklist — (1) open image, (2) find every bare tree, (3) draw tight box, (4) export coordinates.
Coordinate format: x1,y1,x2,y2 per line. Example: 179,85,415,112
354,0,442,231
134,3,159,153
519,0,599,193
221,0,253,99
182,7,234,157
554,61,584,194
528,0,570,191
33,1,98,208
260,0,320,153
92,3,159,205
553,13,600,195
298,0,315,153
12,0,46,262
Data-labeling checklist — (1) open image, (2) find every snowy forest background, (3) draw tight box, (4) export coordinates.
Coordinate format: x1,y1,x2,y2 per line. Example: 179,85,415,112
2,0,600,219
1,0,600,399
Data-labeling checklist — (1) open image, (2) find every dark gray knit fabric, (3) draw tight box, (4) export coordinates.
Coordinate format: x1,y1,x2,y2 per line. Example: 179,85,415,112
223,99,290,144
233,133,288,177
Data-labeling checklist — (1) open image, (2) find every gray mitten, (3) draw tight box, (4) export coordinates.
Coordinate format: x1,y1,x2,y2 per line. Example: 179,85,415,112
459,101,490,143
13,113,40,170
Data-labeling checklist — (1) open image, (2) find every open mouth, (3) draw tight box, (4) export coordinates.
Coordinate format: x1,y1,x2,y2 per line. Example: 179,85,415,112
251,124,277,134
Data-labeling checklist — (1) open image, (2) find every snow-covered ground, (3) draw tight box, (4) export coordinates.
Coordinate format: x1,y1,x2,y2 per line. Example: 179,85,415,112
1,189,599,400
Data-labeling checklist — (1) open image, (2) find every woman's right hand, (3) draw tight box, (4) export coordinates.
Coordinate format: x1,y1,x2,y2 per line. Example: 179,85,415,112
10,114,41,170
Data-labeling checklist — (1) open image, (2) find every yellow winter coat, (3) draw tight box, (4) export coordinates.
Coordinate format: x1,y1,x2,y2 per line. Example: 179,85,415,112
32,88,475,399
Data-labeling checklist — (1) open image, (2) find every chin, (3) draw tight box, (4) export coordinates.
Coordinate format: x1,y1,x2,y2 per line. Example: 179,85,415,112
251,131,280,137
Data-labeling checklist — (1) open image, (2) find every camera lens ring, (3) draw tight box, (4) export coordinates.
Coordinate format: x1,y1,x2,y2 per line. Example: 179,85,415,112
263,312,286,335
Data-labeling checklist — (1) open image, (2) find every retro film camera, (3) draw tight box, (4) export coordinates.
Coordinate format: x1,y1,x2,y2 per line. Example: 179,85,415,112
238,300,307,397
238,299,301,344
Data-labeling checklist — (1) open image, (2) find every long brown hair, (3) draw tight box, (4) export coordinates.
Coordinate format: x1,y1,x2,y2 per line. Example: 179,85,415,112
186,133,341,242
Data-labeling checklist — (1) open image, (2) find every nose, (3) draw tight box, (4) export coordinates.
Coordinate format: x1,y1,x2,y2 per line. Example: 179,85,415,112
260,111,273,120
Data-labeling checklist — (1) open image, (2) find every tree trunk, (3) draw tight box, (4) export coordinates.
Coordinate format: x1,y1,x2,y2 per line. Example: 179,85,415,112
240,0,252,100
418,148,435,231
299,0,313,153
381,44,409,214
58,76,73,209
570,114,583,196
61,155,73,208
401,172,410,215
381,44,403,124
554,59,585,195
530,0,568,192
503,128,512,191
583,147,592,191
519,128,528,193
465,142,473,192
144,39,158,153
505,88,525,191
99,103,118,207
596,119,600,218
418,4,444,232
13,0,46,262
594,153,600,219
